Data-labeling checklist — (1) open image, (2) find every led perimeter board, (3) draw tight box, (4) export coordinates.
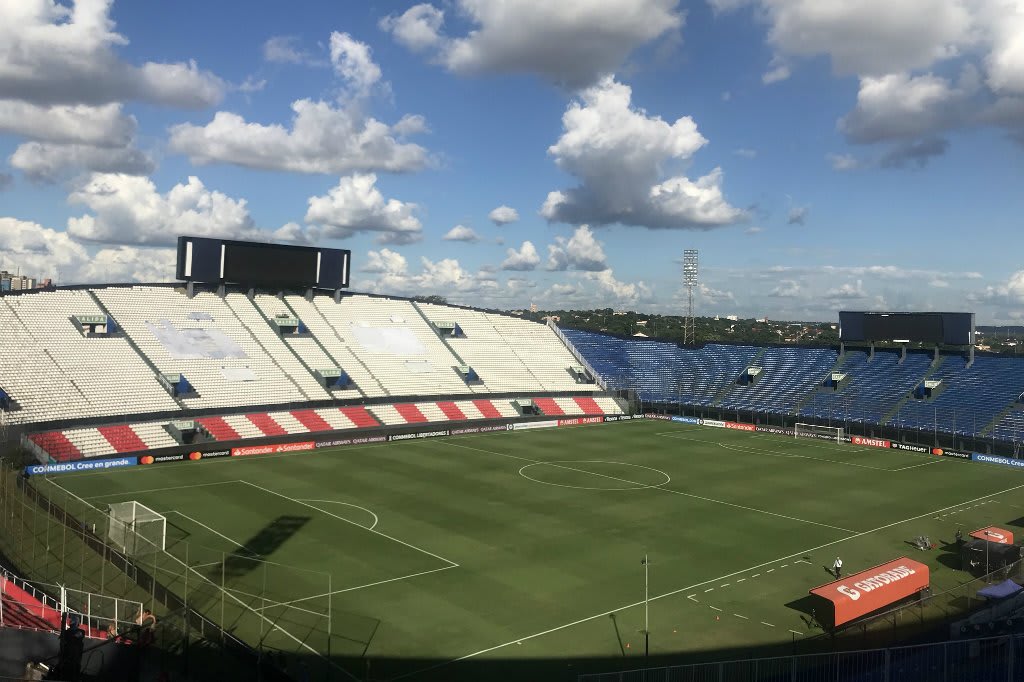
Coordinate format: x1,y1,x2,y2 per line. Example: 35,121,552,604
839,311,974,345
176,237,350,290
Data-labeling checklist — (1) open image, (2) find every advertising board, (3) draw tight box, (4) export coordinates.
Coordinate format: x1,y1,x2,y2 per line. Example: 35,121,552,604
557,417,604,426
931,448,971,459
970,527,1014,544
699,419,726,428
314,436,387,448
890,442,929,453
231,441,314,457
671,416,700,424
973,453,1024,469
725,422,756,432
644,413,671,420
809,557,929,628
511,420,559,430
25,458,137,476
851,436,891,448
389,430,450,441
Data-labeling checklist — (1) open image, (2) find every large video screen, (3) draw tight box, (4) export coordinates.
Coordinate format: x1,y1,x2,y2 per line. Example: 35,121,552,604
840,311,974,345
223,243,318,288
177,236,350,289
863,313,944,343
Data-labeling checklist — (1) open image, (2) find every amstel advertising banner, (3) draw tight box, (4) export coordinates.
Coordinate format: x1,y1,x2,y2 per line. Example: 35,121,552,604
851,436,891,449
809,557,929,628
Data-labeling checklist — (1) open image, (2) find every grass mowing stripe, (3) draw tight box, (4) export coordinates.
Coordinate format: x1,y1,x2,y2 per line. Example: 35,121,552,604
239,480,459,568
167,510,258,556
84,480,240,499
445,440,857,533
395,477,1024,680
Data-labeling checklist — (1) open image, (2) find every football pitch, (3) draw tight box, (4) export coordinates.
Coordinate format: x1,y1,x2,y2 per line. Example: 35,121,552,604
32,420,1024,680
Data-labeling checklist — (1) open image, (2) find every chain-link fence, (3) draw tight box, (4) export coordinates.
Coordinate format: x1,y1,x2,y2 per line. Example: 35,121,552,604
0,461,343,681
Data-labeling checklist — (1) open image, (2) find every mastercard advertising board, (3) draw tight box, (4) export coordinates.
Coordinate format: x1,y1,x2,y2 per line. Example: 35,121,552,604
970,527,1014,544
809,557,929,628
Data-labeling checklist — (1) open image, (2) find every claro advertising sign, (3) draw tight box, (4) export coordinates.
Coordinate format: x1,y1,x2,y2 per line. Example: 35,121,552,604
809,557,929,628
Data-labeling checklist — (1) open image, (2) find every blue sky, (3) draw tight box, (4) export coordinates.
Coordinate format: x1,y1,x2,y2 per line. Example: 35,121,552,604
1,0,1023,323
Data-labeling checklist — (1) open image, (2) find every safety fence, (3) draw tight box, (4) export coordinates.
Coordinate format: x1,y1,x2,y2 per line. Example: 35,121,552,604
0,461,342,681
579,633,1024,682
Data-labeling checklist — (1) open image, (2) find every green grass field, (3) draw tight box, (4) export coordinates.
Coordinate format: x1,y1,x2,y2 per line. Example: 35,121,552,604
29,420,1024,680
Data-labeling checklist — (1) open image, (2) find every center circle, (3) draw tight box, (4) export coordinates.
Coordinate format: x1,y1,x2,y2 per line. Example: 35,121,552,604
518,460,671,491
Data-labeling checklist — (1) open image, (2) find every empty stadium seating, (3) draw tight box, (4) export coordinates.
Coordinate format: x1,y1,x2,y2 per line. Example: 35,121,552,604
2,285,597,430
560,328,1024,445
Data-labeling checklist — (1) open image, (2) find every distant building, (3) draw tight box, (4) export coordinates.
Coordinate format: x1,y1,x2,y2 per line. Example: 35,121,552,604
726,315,739,321
529,303,538,313
1,269,42,292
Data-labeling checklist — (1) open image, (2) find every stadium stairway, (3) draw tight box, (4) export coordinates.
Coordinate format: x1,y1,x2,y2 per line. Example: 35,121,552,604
880,355,946,425
711,347,767,407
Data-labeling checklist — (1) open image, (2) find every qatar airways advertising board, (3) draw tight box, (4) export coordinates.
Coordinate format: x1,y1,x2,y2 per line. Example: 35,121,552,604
809,557,929,628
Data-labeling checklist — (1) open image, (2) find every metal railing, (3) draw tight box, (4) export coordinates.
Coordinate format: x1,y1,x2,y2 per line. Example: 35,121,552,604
1,568,142,637
579,633,1024,681
550,319,610,391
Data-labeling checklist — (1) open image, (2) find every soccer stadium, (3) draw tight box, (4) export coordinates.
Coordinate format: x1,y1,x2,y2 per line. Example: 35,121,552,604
4,2,1024,681
1,234,1024,682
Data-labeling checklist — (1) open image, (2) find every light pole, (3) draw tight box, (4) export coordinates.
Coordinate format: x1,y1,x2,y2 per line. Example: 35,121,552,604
641,554,649,659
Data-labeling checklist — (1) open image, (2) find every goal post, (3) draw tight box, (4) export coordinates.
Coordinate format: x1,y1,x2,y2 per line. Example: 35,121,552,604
107,501,166,556
794,423,844,444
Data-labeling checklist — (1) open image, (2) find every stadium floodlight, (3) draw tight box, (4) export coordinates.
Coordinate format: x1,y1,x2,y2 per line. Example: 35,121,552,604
682,250,698,345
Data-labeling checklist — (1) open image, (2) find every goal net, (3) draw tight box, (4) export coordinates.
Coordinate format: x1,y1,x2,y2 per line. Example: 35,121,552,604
794,423,845,443
107,501,166,556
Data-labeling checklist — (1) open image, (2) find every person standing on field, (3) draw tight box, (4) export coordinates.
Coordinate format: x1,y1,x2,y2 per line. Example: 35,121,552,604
833,557,843,579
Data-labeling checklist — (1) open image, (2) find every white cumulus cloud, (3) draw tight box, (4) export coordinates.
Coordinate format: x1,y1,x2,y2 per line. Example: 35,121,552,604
501,241,541,271
329,32,383,94
488,205,519,225
540,77,743,229
380,0,683,89
66,173,259,246
305,173,422,244
169,99,428,174
546,225,608,271
443,224,480,242
0,0,224,108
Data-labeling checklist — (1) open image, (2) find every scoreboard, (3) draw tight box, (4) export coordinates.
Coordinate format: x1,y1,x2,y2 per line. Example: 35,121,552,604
839,311,974,345
176,237,350,290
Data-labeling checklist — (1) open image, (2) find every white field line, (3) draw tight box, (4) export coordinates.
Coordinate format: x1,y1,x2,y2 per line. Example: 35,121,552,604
709,606,722,612
255,564,460,610
297,499,379,530
761,622,776,627
393,478,1024,680
734,614,748,620
166,510,255,555
42,477,358,681
84,480,240,500
445,441,856,534
892,461,941,471
240,481,459,568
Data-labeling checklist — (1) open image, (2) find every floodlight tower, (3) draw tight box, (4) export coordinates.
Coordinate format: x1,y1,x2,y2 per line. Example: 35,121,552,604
682,250,699,344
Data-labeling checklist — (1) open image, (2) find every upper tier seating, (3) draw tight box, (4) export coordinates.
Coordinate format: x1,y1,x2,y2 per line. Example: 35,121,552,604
887,355,1024,435
1,291,179,424
2,285,594,428
418,304,596,393
800,350,931,424
719,346,838,415
561,328,1024,442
